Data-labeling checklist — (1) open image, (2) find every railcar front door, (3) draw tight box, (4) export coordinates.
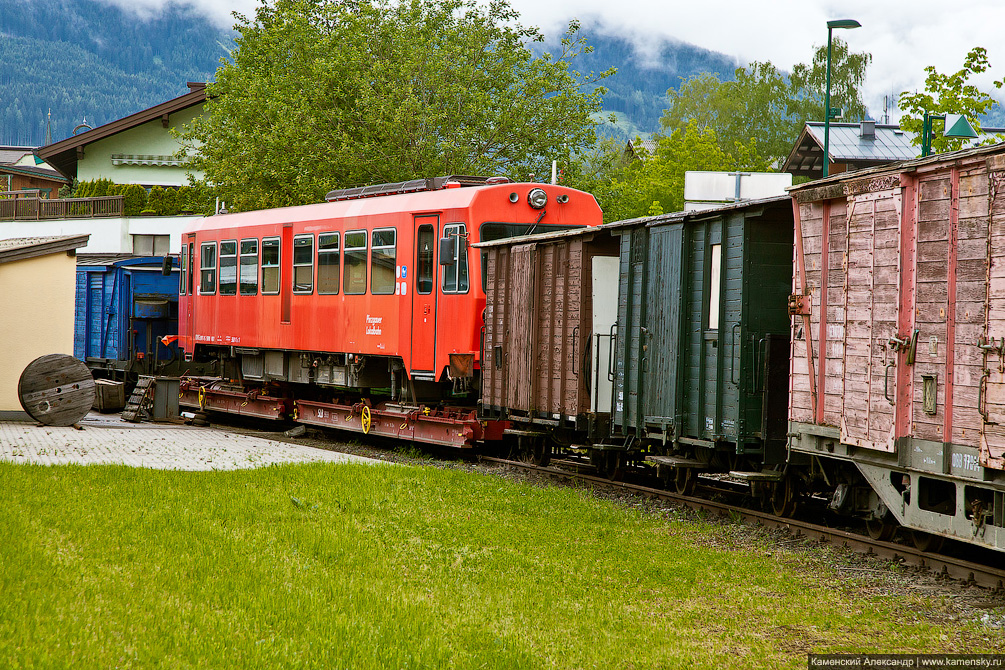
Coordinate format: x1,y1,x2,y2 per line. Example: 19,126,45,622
411,216,438,375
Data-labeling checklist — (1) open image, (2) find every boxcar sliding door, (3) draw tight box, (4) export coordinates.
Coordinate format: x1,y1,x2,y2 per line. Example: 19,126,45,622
642,223,685,434
614,228,647,433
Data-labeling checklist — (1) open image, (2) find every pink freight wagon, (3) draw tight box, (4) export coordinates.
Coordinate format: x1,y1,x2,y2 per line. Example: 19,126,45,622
788,143,1005,553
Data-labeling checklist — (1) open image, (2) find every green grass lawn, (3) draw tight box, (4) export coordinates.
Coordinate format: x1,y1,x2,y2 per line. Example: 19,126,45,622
0,460,998,669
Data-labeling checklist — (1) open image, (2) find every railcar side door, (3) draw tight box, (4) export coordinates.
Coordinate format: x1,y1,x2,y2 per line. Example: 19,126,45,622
411,216,438,375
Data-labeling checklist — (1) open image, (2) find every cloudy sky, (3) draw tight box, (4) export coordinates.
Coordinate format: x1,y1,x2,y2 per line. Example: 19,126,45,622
108,0,1005,121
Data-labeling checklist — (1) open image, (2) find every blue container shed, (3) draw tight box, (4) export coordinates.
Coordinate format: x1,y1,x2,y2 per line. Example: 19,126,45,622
74,256,182,379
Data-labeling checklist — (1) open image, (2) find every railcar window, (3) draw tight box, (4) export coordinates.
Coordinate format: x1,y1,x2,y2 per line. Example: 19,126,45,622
200,242,217,295
240,239,258,295
441,223,468,293
187,242,194,295
344,230,367,295
179,244,188,295
416,224,434,294
708,244,722,330
219,240,237,295
262,237,280,294
293,235,314,294
318,233,340,295
371,228,396,295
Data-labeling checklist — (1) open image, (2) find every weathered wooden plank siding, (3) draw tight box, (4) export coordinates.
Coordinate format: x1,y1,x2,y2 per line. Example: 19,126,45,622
789,201,820,423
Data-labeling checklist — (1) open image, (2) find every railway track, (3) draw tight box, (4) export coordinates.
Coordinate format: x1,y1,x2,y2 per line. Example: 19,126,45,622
480,456,1005,591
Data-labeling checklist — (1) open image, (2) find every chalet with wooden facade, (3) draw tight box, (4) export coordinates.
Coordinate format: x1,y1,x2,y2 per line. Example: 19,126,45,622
0,146,68,198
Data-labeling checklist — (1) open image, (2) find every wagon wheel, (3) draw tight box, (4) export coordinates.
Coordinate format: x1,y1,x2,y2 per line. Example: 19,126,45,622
600,451,625,482
911,530,945,553
865,516,897,542
520,437,551,467
361,406,372,434
770,475,799,518
674,466,697,496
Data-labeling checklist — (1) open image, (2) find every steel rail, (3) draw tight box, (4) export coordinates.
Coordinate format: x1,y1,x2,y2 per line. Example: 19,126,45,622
481,456,1005,591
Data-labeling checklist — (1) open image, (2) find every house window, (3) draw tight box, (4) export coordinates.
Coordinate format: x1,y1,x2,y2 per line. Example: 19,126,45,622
371,228,396,295
441,223,468,293
344,230,367,295
200,242,217,295
132,234,170,256
262,237,280,294
293,235,314,294
219,240,237,295
318,233,340,295
240,239,258,295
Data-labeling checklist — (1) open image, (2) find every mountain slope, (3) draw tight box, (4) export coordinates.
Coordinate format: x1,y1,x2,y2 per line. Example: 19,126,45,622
0,0,739,147
0,0,229,145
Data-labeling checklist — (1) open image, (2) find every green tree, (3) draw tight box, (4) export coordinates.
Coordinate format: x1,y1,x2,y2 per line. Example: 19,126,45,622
899,47,1005,155
788,37,871,127
660,38,871,168
589,122,766,222
182,0,611,212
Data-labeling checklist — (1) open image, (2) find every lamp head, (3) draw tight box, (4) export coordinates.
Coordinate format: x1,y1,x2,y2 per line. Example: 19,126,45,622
827,19,861,29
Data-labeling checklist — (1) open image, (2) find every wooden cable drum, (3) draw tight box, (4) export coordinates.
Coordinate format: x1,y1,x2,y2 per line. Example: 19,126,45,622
18,354,95,426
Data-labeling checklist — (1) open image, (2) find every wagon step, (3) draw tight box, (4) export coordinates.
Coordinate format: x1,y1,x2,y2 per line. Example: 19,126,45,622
727,470,784,482
647,455,706,468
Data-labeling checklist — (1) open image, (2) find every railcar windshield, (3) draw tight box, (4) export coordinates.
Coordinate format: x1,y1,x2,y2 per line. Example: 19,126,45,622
478,222,585,291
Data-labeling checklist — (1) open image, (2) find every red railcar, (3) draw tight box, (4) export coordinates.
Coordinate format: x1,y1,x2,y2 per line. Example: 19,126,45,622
177,176,602,446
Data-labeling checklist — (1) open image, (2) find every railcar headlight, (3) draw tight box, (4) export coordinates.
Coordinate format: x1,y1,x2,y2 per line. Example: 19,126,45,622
527,188,548,209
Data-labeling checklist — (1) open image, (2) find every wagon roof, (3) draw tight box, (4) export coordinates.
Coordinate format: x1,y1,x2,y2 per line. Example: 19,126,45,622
789,139,1005,199
472,223,611,248
602,194,792,230
187,182,599,234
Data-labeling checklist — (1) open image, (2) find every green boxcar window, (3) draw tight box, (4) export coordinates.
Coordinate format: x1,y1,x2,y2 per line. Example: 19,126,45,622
200,242,216,295
371,228,396,295
708,243,722,330
293,234,314,294
344,230,367,295
318,233,340,295
240,239,258,296
219,240,237,295
262,237,280,294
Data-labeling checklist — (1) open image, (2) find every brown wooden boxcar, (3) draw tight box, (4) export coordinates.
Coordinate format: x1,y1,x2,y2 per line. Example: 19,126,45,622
789,144,1005,552
478,226,620,456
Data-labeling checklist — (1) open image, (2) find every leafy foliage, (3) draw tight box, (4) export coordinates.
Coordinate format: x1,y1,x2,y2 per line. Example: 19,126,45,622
660,38,870,168
899,47,1005,154
182,0,611,212
566,122,768,222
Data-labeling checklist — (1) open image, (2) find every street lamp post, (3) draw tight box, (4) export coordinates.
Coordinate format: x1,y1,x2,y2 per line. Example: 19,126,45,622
921,112,978,156
823,19,861,178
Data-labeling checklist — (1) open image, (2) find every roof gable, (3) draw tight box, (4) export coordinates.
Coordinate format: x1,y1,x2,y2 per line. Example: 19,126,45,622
34,83,207,181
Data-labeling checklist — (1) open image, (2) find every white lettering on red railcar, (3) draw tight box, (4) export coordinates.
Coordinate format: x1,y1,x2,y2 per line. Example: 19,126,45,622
365,314,383,335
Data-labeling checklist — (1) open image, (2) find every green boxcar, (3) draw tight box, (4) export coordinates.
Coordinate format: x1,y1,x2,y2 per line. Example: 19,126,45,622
612,196,793,464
